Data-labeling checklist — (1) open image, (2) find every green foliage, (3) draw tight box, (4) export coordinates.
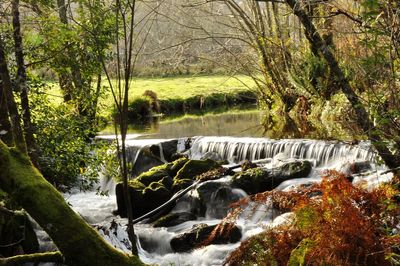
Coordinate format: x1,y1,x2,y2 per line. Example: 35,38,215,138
127,96,153,121
288,52,330,99
30,86,116,191
288,238,314,266
25,0,116,120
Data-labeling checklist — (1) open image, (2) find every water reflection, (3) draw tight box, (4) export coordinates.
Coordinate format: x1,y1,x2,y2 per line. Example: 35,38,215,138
123,111,264,139
100,109,362,140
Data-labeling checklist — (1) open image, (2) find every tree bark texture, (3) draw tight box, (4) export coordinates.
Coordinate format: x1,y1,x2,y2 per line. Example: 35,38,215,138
0,141,143,266
0,252,63,266
0,39,26,154
12,0,38,164
0,82,13,146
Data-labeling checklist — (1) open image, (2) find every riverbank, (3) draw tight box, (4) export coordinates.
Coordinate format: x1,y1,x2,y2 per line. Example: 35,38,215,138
45,74,257,119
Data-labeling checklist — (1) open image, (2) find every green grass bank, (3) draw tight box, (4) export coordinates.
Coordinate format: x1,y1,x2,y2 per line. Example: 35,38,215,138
47,74,258,120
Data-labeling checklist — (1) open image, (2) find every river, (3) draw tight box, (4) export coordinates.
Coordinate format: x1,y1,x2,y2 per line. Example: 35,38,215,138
37,110,391,265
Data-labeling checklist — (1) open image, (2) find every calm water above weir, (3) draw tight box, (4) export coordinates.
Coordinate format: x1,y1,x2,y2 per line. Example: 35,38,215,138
101,109,265,139
100,109,360,140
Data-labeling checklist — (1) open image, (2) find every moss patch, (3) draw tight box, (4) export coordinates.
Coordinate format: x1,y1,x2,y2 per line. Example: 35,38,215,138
174,159,221,181
232,168,269,195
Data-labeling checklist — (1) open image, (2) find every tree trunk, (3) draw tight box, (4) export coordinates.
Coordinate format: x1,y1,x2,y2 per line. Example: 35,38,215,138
0,82,13,146
283,0,400,169
56,0,75,103
0,39,26,154
0,140,143,266
0,252,63,266
12,0,38,164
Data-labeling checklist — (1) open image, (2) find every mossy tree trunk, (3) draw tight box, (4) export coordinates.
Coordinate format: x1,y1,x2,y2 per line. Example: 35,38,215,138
0,140,143,266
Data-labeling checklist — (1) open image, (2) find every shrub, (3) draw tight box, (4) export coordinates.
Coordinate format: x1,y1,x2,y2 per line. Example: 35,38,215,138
225,171,400,265
127,96,152,121
31,89,116,191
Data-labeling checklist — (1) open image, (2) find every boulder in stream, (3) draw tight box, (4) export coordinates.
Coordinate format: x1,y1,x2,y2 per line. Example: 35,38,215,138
172,159,221,191
129,147,164,177
170,222,242,252
200,151,229,164
232,160,312,194
149,139,179,162
347,161,372,175
116,179,174,219
116,158,222,218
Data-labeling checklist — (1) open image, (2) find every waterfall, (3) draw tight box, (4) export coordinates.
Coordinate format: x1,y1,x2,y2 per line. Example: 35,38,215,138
189,136,375,167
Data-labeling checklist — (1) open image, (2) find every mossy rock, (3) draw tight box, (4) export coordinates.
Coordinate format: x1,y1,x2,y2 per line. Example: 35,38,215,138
172,178,194,191
170,157,189,175
116,158,192,218
143,181,170,195
142,181,172,209
172,159,221,192
116,180,172,219
159,176,173,188
174,159,221,181
170,222,242,252
172,158,221,191
232,161,312,195
232,167,269,195
241,160,258,171
152,212,197,227
279,161,312,179
127,180,146,190
135,158,188,188
116,158,220,218
131,148,164,177
136,169,170,187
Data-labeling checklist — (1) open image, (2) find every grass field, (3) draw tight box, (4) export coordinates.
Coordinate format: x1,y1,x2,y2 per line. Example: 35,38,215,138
46,74,257,117
123,74,256,99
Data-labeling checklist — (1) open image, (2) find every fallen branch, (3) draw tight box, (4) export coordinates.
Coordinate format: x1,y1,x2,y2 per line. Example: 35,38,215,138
0,206,16,216
0,252,64,266
132,180,201,224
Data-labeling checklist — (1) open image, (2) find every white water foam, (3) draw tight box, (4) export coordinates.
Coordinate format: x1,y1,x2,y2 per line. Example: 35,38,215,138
189,136,375,167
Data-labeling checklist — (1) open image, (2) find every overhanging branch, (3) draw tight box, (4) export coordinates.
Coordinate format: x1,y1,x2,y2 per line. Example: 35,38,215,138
0,252,64,266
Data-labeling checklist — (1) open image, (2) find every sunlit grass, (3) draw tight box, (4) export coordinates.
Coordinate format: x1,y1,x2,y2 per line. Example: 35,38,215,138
46,74,257,117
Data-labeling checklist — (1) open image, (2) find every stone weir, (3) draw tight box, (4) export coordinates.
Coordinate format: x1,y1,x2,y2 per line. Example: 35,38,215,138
97,135,377,183
188,136,376,167
97,135,377,188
